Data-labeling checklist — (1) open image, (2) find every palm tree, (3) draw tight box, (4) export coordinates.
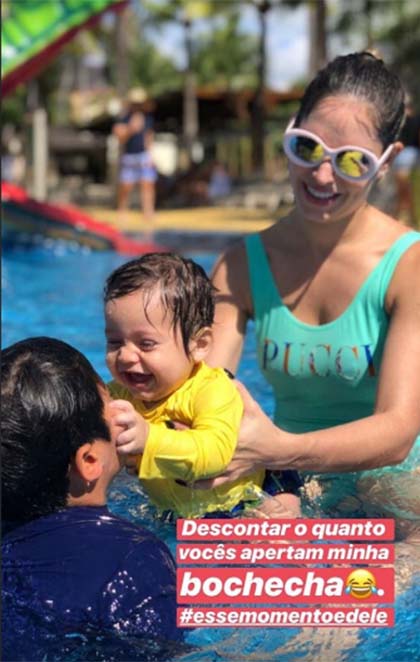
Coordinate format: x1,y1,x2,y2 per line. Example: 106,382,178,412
333,0,420,102
245,0,328,171
281,0,328,78
144,0,228,164
115,5,130,96
250,0,271,172
193,14,258,89
142,0,329,171
307,0,328,78
182,10,198,163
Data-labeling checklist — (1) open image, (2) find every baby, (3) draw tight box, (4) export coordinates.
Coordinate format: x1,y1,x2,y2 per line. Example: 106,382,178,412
104,253,301,519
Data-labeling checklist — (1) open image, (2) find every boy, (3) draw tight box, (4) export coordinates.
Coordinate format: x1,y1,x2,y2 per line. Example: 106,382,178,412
2,337,181,657
104,253,301,519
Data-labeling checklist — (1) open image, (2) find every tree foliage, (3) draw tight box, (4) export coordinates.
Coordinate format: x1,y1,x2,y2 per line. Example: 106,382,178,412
130,40,183,95
377,1,420,103
331,0,420,103
192,13,259,89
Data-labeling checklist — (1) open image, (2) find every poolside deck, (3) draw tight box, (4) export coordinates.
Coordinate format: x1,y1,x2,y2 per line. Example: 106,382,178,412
83,205,277,235
83,167,420,239
81,205,280,251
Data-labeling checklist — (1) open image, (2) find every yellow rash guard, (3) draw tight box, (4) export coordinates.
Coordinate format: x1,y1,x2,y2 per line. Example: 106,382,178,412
109,362,265,518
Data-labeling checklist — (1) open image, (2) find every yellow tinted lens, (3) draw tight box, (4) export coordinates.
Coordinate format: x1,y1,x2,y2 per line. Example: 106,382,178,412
337,150,371,178
294,137,324,163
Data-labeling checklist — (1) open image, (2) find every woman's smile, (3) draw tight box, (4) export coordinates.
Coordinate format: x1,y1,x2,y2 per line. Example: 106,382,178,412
303,182,341,204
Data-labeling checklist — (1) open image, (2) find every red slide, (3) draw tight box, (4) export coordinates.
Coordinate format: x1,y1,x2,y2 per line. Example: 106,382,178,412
1,182,165,255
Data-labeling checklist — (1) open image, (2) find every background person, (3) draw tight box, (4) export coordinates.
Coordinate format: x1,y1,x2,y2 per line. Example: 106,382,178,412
205,52,420,539
208,161,232,202
391,98,420,226
113,87,157,230
1,337,182,661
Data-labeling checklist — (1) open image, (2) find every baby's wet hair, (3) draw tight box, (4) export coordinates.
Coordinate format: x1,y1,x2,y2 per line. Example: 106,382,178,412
104,253,216,353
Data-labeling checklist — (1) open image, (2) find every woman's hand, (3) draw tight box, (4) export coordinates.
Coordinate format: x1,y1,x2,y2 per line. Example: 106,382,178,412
195,381,277,489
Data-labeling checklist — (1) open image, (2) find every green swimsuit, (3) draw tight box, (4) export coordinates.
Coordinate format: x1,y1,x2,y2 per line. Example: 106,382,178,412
245,230,420,512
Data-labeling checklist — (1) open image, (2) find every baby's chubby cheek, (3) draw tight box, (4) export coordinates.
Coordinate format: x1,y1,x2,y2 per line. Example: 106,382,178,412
105,353,116,375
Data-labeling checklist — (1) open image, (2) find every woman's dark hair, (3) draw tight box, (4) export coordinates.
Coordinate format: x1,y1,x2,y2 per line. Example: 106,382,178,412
1,337,111,525
104,253,216,354
295,51,406,147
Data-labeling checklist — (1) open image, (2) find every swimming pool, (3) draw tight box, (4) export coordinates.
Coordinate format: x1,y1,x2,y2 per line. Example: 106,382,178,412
2,241,419,661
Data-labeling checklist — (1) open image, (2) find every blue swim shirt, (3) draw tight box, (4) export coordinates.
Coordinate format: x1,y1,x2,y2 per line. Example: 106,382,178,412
2,506,182,660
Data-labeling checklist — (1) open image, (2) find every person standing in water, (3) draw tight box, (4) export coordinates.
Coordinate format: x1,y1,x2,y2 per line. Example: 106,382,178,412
2,337,182,660
391,96,420,226
204,52,420,540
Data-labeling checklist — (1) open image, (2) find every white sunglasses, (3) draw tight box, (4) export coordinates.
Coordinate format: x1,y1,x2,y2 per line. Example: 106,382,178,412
283,120,394,183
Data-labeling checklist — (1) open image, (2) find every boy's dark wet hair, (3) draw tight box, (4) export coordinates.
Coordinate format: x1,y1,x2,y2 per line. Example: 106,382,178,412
1,337,111,525
295,51,406,148
104,253,216,354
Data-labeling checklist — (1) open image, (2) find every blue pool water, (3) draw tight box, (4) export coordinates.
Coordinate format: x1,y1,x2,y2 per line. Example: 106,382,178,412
2,241,419,662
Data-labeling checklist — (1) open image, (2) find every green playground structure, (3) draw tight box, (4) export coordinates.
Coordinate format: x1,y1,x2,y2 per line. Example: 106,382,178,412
2,0,127,97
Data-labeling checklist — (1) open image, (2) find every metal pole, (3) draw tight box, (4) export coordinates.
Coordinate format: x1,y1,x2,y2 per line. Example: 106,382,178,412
32,107,48,201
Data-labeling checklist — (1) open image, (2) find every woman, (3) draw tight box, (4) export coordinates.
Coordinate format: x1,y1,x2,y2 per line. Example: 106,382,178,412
113,88,157,230
206,52,420,538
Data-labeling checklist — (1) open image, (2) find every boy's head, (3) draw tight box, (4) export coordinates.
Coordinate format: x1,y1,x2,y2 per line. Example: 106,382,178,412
1,337,117,527
104,253,216,404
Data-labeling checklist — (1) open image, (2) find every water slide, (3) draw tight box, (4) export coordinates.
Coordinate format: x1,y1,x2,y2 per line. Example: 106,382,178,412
1,0,164,254
2,182,161,254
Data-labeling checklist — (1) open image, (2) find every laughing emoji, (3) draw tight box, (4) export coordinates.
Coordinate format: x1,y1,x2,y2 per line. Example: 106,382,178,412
345,569,378,599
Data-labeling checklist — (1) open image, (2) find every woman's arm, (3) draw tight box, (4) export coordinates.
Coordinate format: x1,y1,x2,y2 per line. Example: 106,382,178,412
113,113,144,146
144,128,154,152
201,243,420,486
207,241,252,373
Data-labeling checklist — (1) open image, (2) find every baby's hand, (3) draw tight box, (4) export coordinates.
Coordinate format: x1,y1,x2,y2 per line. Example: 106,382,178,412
109,399,149,455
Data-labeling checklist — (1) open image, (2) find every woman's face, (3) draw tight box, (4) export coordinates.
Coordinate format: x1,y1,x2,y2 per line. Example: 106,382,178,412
288,95,389,225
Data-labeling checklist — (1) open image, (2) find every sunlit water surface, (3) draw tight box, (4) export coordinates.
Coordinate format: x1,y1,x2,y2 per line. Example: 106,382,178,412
2,239,419,661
